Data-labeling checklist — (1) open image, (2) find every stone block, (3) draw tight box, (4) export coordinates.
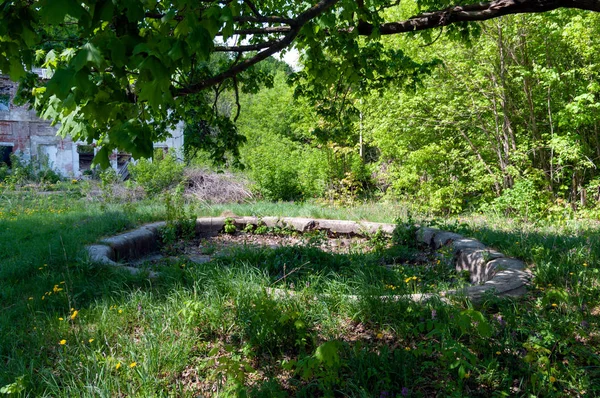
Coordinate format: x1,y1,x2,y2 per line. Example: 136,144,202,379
196,217,226,235
486,257,526,271
86,244,116,265
415,227,439,246
451,238,486,254
316,219,361,235
100,226,159,260
432,231,463,249
281,217,318,232
455,249,504,283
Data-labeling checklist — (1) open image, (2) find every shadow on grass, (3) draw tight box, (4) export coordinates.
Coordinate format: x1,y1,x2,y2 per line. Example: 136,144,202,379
2,205,600,396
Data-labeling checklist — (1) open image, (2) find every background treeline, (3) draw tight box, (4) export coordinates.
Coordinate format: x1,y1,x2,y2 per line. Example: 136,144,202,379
189,10,600,218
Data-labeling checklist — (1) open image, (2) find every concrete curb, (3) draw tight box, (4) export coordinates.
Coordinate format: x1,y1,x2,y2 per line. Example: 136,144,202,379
86,217,530,303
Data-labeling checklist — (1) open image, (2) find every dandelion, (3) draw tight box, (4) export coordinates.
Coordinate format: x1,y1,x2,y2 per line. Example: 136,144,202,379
59,339,66,345
376,333,384,339
129,362,137,368
496,351,501,355
405,276,413,283
115,362,121,370
71,310,79,320
584,262,588,267
549,376,556,383
88,338,94,343
404,346,411,351
58,317,64,321
118,309,123,314
551,303,558,308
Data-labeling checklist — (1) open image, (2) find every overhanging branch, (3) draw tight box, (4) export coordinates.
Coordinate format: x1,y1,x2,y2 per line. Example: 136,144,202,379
357,0,600,35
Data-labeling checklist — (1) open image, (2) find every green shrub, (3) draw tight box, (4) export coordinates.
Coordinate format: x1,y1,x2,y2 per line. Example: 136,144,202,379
244,138,303,201
128,149,184,195
487,176,551,219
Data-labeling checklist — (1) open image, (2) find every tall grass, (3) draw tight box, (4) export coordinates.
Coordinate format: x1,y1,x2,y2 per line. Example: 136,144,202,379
1,189,599,396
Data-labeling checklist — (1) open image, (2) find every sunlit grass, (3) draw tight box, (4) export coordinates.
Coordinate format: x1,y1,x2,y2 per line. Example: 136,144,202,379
1,189,599,396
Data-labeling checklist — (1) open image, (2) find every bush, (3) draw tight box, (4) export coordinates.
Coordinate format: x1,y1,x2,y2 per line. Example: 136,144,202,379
244,139,303,201
487,176,551,219
128,149,184,195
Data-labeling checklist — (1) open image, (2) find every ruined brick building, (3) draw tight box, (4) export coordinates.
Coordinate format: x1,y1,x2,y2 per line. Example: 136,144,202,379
0,70,183,177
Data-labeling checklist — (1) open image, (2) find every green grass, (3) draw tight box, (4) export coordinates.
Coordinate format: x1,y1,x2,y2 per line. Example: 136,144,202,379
1,189,600,397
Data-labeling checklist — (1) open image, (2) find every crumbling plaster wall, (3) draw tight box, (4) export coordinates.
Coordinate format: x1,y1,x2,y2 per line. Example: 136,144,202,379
0,74,184,177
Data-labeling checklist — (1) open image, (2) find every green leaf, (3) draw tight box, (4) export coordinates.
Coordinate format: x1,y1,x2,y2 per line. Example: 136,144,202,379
45,67,76,99
72,43,103,71
314,341,340,368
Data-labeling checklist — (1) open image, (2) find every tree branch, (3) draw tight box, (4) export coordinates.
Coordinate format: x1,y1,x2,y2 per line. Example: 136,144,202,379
177,0,340,96
357,0,600,35
214,40,279,52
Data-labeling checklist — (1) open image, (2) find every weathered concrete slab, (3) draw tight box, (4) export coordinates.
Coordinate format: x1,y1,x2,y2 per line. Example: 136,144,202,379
486,257,526,271
451,238,487,254
281,217,318,232
455,249,504,284
196,217,226,235
315,219,361,235
100,226,159,260
416,227,439,247
359,222,395,235
87,244,116,265
432,231,463,249
88,217,530,303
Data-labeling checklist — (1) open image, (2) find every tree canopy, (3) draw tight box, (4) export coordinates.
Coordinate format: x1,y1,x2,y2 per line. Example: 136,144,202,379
1,0,599,165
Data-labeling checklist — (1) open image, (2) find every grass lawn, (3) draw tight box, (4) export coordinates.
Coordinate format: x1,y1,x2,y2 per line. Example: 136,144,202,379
1,188,599,396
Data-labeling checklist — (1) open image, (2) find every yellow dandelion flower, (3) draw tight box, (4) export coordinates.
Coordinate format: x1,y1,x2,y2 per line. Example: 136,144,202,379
569,272,574,275
549,376,556,383
551,303,558,307
404,347,411,351
129,362,137,368
376,333,384,339
115,362,121,370
58,317,64,321
41,296,45,300
88,338,94,343
71,310,79,320
118,309,123,314
59,339,66,345
496,351,501,355
584,263,588,267
405,277,412,283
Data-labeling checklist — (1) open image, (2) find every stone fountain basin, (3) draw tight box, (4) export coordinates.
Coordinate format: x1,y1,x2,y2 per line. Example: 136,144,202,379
86,217,531,304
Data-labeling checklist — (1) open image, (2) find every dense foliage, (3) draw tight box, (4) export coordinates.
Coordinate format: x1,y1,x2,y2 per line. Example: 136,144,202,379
228,10,600,217
2,0,600,167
